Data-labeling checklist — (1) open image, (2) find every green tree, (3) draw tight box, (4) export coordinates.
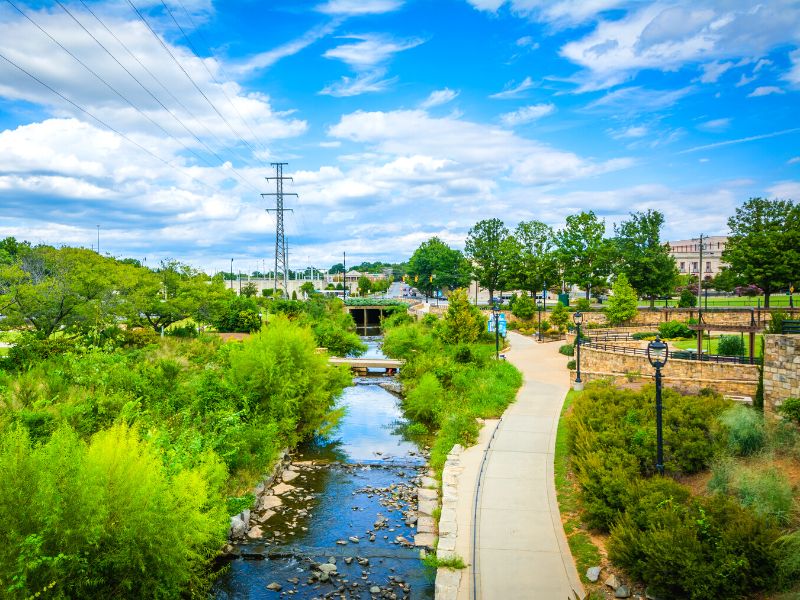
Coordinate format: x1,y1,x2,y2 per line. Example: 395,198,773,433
722,197,800,307
465,218,514,303
438,289,484,344
300,281,316,297
614,210,678,307
357,275,372,296
550,301,570,332
557,211,614,299
606,273,639,325
510,293,535,320
241,281,259,298
508,220,559,298
0,245,119,338
328,263,345,274
407,237,471,298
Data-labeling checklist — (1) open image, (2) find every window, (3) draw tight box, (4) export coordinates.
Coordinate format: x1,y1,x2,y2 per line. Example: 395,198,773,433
680,262,685,272
706,261,712,272
692,262,698,272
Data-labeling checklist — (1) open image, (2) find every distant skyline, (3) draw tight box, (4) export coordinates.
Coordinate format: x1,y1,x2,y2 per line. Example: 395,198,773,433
1,0,799,273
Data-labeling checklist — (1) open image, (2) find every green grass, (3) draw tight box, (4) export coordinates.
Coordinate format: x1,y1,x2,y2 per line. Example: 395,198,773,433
555,389,602,581
422,553,467,570
654,294,796,308
672,334,763,358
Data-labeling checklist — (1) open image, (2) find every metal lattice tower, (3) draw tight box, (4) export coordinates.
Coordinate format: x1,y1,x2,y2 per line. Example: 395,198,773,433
262,162,296,295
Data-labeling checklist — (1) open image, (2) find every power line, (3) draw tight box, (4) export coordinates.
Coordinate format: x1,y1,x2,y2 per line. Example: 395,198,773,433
76,0,240,162
52,0,263,195
263,162,296,295
161,0,271,159
0,49,223,197
125,0,262,161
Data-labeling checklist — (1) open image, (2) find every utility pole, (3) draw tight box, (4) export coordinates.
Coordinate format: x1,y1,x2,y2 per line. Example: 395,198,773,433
96,225,100,255
343,251,347,298
694,234,706,359
262,162,296,296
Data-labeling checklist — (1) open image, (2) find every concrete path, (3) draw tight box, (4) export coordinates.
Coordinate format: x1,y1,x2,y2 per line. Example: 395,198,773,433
463,332,584,600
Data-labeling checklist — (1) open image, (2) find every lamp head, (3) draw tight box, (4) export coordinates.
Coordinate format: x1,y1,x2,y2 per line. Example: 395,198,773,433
573,311,583,326
647,335,669,369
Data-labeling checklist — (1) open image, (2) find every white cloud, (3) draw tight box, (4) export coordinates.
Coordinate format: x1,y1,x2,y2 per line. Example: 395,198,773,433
784,48,800,86
320,33,423,95
748,86,785,97
319,69,397,96
489,76,535,99
500,103,556,126
586,86,694,113
767,180,800,199
609,125,648,139
679,127,800,153
465,0,627,28
699,60,734,83
697,117,731,131
735,73,756,87
516,36,537,48
420,88,460,109
788,157,800,165
232,21,340,74
316,0,403,15
559,3,800,90
323,34,424,69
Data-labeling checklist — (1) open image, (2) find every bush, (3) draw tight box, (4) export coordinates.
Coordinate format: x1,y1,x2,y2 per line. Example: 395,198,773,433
166,322,198,338
574,298,592,312
734,467,794,526
559,343,574,356
0,425,228,598
777,396,800,425
719,404,765,456
658,320,692,339
609,489,779,599
550,302,569,332
606,273,638,325
539,319,550,332
566,359,576,370
403,373,443,424
678,288,697,308
776,530,800,589
631,332,656,340
510,293,535,320
767,309,788,334
717,334,745,357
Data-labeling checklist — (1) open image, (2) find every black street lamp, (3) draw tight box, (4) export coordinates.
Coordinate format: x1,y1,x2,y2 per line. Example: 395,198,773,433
647,336,669,475
537,300,543,342
573,311,583,390
230,258,234,290
492,303,500,360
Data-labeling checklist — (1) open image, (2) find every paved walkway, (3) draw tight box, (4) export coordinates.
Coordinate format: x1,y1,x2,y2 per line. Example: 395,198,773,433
457,332,584,600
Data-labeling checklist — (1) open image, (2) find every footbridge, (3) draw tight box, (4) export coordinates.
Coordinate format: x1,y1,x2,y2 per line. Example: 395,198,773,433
328,357,404,375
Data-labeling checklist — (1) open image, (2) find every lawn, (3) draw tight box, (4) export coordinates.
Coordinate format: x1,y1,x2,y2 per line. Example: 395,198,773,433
655,294,797,308
671,334,763,358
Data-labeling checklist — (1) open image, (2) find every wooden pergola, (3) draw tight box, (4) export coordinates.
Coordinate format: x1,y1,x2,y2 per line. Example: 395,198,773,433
687,310,762,364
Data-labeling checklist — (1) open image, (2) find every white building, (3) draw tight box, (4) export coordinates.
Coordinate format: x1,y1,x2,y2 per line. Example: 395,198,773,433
668,235,728,280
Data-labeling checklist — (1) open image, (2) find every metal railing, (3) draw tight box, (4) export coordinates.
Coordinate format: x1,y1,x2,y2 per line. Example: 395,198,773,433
782,320,800,334
580,340,755,365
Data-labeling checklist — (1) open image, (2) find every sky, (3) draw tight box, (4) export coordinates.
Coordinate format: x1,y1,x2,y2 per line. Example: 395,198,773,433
1,0,799,275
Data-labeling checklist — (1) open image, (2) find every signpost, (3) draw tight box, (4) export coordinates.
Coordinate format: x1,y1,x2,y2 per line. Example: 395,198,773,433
488,310,507,359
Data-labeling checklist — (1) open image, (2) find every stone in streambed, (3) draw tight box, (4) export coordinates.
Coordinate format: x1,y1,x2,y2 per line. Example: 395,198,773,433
266,582,282,592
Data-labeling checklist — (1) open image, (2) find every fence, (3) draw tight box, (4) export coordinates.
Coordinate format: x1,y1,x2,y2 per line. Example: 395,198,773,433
782,320,800,334
581,337,755,365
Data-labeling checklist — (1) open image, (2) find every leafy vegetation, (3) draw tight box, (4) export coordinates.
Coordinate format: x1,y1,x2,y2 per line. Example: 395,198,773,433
605,273,639,325
382,305,521,471
657,319,693,339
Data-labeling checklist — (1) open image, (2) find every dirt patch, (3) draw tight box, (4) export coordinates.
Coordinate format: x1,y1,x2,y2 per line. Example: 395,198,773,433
213,332,251,342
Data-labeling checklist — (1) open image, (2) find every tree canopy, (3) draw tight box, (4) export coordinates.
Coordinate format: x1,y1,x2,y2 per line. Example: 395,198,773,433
407,237,471,297
508,220,559,297
721,197,800,307
465,218,514,301
556,211,614,299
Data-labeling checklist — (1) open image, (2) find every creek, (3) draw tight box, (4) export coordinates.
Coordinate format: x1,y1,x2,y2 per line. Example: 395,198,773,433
213,338,435,599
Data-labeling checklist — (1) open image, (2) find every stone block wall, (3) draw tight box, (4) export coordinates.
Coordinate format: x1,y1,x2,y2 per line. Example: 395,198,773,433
763,334,800,412
578,345,759,397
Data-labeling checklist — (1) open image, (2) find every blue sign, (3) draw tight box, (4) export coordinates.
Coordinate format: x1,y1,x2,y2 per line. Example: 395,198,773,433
488,316,507,336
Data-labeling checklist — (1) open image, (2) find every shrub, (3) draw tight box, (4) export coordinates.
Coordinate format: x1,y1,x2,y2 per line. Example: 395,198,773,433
767,309,788,334
719,404,765,456
574,298,592,312
631,332,656,340
559,343,574,356
776,530,800,589
0,425,228,598
778,396,800,425
550,302,570,332
438,289,483,344
566,359,576,370
717,334,745,356
734,468,793,526
539,319,550,332
166,322,198,338
658,320,692,339
678,288,697,308
510,293,535,320
403,372,443,424
606,273,638,325
609,490,778,599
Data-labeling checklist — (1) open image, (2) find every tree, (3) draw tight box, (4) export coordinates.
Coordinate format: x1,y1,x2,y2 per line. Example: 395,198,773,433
438,288,483,344
614,210,678,307
407,237,471,298
606,273,639,325
300,281,316,298
0,245,119,337
511,293,535,320
357,276,372,296
550,301,570,332
465,219,513,303
721,198,800,307
328,263,345,274
508,221,559,298
241,281,259,298
557,211,614,299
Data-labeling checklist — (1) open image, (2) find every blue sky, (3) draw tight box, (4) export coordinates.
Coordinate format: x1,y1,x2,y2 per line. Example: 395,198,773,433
1,0,799,274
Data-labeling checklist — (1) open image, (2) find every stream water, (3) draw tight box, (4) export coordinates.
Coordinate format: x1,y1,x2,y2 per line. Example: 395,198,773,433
213,338,435,599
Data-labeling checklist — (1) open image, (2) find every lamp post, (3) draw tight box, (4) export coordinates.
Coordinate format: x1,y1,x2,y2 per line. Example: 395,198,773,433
492,303,500,360
647,336,669,475
573,311,583,390
537,300,543,342
230,258,234,290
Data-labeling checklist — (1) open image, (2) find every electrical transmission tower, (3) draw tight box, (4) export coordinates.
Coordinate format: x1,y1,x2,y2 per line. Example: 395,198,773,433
262,162,296,295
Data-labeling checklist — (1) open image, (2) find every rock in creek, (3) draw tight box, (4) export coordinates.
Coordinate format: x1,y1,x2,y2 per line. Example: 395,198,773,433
266,582,282,592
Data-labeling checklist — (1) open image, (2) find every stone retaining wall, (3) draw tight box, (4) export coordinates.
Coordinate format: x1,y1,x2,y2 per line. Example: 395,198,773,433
763,334,800,412
578,345,759,397
434,444,463,600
